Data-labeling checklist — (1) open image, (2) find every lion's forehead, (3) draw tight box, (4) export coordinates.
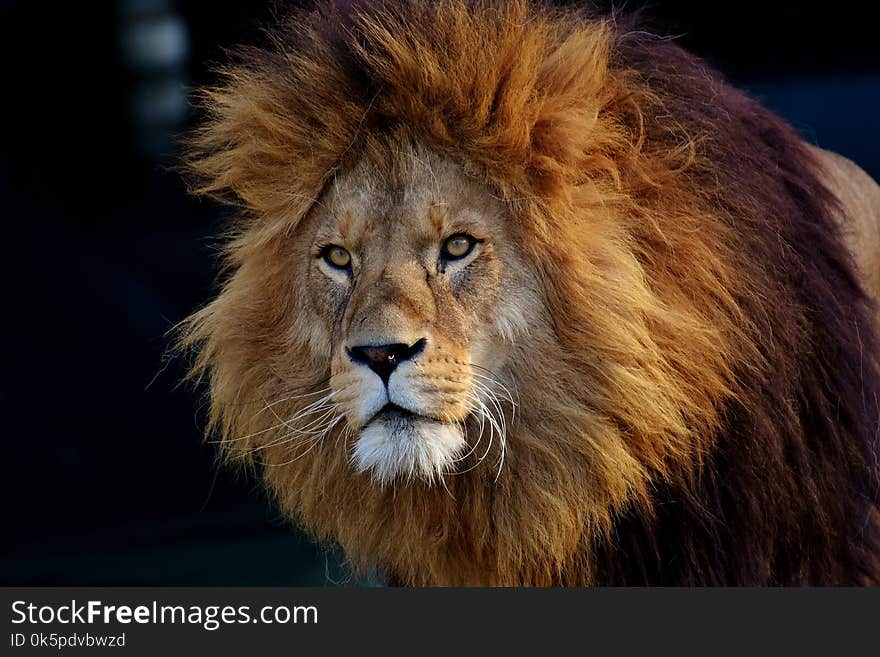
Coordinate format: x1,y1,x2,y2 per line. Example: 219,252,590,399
319,148,502,251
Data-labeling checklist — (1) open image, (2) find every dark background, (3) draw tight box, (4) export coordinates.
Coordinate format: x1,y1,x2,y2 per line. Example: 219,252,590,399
1,0,878,585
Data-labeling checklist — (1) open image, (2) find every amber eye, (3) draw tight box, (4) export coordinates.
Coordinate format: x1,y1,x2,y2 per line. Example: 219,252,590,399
322,245,351,270
441,234,476,261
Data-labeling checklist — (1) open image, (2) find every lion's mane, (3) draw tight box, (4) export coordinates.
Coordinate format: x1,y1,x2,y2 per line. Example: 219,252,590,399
182,0,880,584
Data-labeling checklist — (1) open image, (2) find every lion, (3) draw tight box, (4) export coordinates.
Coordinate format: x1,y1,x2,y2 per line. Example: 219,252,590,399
180,0,880,585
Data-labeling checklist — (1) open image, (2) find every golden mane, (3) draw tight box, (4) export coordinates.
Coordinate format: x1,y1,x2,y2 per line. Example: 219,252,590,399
181,0,880,584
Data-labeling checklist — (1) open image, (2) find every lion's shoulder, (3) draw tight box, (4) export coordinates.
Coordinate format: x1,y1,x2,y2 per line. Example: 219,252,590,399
811,146,880,312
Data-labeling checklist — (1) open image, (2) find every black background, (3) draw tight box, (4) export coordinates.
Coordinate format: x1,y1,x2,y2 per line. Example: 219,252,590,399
1,1,878,585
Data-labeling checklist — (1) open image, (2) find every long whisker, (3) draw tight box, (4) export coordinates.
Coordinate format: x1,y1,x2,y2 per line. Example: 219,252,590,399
217,378,331,409
260,413,346,467
208,417,290,445
471,380,507,440
469,382,508,480
453,392,498,475
264,391,339,434
246,405,341,455
214,390,338,445
468,369,515,481
469,371,517,421
254,387,334,416
451,393,487,466
469,370,517,406
470,363,520,403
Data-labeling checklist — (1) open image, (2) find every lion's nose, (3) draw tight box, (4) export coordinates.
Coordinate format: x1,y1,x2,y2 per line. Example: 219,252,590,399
347,338,427,385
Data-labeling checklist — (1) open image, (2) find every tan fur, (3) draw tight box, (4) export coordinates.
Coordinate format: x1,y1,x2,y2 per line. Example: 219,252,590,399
813,146,880,310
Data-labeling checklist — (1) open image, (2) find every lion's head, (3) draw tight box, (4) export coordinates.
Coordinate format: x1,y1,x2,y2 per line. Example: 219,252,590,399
301,146,536,484
181,0,880,585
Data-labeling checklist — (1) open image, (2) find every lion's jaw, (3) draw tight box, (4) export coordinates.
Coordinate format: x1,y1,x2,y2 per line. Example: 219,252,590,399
332,349,472,483
303,145,534,485
354,410,466,484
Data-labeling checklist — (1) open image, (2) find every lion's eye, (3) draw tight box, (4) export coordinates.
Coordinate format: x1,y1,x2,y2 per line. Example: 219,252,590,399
441,234,476,261
322,245,351,270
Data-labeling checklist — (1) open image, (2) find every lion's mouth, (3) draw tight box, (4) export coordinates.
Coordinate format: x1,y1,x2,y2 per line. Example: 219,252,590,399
353,403,467,483
368,402,421,425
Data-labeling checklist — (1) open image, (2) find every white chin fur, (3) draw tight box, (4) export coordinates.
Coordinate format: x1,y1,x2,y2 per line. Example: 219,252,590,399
352,415,465,485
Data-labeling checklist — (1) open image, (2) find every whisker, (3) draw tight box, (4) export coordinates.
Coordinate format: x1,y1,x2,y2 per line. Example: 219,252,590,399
246,406,340,455
215,389,338,445
451,393,487,466
453,393,498,475
471,380,507,437
208,418,290,445
260,412,345,467
254,387,334,416
263,391,339,435
217,378,331,409
469,371,518,422
468,382,507,479
470,363,521,405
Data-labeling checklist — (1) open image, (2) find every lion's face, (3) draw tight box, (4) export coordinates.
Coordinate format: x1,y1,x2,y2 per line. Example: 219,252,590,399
298,146,537,483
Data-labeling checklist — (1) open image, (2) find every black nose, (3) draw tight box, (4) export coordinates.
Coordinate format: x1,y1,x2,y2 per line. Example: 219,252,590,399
347,338,427,385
